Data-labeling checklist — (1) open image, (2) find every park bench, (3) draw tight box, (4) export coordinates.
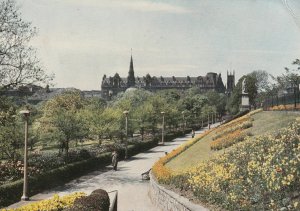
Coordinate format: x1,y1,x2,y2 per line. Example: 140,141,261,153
141,168,151,180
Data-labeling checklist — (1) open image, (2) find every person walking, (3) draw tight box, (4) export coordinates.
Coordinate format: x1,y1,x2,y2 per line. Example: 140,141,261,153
112,150,118,171
192,130,195,138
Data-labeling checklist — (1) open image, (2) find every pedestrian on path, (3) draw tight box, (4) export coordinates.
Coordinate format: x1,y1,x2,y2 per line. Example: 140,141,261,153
192,130,195,138
112,150,118,171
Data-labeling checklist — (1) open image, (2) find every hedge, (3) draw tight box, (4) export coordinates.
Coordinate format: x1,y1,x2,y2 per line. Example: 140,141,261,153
0,129,192,208
0,153,111,208
67,189,110,211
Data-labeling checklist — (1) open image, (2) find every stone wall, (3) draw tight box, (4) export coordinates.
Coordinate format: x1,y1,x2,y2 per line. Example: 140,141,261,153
149,173,208,211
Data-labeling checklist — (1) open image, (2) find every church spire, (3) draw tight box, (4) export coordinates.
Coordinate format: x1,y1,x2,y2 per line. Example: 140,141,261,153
127,49,135,87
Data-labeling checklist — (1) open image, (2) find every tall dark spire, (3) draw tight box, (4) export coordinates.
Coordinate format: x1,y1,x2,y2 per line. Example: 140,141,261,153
127,49,135,87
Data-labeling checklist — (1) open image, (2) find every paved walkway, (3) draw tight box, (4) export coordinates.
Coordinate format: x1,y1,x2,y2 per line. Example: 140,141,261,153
7,124,219,211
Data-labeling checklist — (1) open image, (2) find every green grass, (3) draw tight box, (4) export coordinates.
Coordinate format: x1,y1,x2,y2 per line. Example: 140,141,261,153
166,111,300,171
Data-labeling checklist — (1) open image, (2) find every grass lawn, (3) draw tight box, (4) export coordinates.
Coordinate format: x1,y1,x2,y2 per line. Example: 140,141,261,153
166,111,300,171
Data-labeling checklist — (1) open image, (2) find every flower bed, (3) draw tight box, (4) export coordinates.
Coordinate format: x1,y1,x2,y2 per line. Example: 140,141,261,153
269,104,300,111
210,109,261,150
152,130,213,183
152,110,300,210
210,129,247,150
1,192,85,211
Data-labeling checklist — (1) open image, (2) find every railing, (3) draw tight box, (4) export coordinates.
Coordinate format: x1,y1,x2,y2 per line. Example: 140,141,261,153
263,92,300,110
108,190,118,211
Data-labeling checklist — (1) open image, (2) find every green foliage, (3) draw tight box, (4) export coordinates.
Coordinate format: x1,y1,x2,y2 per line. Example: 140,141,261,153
226,76,244,114
0,96,22,161
0,0,53,88
71,189,110,211
0,152,111,208
0,136,160,208
34,91,88,155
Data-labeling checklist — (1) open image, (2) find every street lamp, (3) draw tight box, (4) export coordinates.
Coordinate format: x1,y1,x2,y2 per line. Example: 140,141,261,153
214,112,216,124
293,80,299,109
20,109,30,201
181,111,186,130
161,111,165,145
215,112,217,123
123,110,129,159
207,112,210,129
201,112,204,128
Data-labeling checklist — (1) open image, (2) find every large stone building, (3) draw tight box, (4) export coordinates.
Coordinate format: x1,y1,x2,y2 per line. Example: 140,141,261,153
101,54,235,99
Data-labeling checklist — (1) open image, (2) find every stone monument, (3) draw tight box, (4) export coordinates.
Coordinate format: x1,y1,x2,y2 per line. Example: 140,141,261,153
240,78,250,111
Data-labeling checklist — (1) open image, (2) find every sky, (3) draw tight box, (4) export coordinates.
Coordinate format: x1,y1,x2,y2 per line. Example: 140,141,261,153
18,0,300,90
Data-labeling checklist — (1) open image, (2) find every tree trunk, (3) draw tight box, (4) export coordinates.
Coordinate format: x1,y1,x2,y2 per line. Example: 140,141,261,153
98,134,102,146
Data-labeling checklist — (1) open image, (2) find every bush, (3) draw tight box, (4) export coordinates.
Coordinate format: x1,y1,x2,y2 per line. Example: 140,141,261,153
0,161,23,186
28,152,65,173
0,180,23,207
0,129,187,208
0,153,111,208
154,115,300,210
71,189,109,211
2,192,85,211
223,109,249,124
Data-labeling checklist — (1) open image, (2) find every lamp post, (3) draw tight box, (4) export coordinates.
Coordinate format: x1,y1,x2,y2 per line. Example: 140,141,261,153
161,111,165,145
214,112,216,124
123,110,129,159
201,112,204,128
181,111,186,130
207,112,210,129
20,109,30,201
294,80,299,109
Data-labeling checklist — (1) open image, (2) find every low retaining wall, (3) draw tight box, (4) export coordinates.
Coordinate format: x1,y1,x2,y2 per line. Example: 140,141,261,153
149,173,208,211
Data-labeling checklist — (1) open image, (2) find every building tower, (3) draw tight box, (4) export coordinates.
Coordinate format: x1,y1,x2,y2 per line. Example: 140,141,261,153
227,70,235,94
127,51,135,87
216,73,226,93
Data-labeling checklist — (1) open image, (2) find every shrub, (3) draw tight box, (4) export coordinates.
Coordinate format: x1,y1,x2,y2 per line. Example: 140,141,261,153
0,161,23,186
0,135,161,208
153,117,300,210
71,189,109,211
0,153,111,208
210,110,260,150
2,192,85,211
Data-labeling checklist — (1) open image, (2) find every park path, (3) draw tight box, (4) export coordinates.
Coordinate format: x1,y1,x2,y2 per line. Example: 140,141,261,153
8,124,219,211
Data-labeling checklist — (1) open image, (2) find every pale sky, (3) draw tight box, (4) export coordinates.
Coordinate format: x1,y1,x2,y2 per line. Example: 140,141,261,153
18,0,300,90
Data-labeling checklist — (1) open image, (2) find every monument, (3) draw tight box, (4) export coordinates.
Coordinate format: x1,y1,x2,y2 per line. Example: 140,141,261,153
240,79,250,111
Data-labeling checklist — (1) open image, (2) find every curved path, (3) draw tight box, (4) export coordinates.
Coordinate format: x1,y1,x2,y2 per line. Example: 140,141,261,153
8,124,218,211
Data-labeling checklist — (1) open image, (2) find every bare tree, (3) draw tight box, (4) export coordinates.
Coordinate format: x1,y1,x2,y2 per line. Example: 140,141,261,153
0,0,52,89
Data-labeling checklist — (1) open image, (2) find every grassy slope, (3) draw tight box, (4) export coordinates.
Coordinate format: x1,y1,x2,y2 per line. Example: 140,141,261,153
166,111,300,171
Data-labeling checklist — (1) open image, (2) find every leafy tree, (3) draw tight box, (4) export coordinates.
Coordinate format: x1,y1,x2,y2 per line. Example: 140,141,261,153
100,107,123,140
227,70,270,113
226,76,244,114
245,70,270,108
0,96,22,161
244,74,258,107
132,105,151,140
112,88,152,110
81,97,107,145
276,59,300,91
205,91,226,115
34,91,88,155
0,0,52,88
144,74,152,87
157,89,181,104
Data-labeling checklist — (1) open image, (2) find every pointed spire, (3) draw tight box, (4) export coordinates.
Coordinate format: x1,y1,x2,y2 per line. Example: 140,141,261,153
130,54,134,72
127,49,135,87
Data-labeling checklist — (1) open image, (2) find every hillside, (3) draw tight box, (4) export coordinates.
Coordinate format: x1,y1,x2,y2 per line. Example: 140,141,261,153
153,110,300,210
166,111,300,171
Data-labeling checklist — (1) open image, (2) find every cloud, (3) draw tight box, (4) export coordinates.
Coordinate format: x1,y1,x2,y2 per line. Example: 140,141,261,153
64,0,190,14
